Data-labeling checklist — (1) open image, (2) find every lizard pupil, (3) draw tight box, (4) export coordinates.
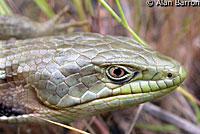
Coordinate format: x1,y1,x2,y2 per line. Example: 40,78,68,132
111,67,124,78
114,67,121,76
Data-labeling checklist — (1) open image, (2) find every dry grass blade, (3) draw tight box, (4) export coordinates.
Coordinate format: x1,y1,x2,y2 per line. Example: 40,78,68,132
55,20,89,31
143,102,200,134
31,116,90,134
50,5,70,23
126,104,144,134
177,87,200,106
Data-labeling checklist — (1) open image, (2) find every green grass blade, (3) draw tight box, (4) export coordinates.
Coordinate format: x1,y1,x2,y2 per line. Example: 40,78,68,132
98,0,148,46
190,100,200,124
98,0,122,23
85,0,94,16
0,0,12,14
115,0,128,26
0,4,6,15
135,123,179,131
126,26,148,46
33,0,54,18
72,0,89,31
178,86,200,124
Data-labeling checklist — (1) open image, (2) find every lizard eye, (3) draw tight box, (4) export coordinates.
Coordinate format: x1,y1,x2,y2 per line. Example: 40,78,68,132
167,72,173,78
106,66,131,84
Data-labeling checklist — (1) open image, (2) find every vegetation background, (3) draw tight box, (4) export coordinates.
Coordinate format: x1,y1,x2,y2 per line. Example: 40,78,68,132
0,0,200,134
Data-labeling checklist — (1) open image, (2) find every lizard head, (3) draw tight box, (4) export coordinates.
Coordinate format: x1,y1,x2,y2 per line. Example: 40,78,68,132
0,32,186,123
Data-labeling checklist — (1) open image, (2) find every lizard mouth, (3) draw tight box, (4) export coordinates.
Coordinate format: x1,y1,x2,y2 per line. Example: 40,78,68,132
0,83,179,123
70,83,179,112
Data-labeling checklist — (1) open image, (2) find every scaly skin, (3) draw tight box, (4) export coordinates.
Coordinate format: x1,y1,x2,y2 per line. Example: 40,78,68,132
0,32,186,123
